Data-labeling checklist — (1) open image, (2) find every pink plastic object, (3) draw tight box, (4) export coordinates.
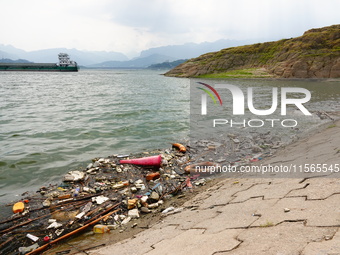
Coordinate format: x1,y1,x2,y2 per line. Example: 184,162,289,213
120,155,162,166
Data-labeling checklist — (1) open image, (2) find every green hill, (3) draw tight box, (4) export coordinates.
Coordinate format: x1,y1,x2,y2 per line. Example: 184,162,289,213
148,59,187,69
164,25,340,78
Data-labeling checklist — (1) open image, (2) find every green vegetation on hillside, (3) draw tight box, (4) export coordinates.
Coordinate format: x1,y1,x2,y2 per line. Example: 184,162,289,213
198,68,272,78
165,24,340,78
148,59,187,69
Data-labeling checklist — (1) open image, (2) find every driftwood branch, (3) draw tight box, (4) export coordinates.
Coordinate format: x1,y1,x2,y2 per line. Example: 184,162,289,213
27,207,121,255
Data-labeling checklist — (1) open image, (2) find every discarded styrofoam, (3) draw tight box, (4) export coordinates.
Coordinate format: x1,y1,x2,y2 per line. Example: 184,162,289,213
148,202,159,209
26,234,39,242
162,207,175,214
76,212,85,219
128,208,140,219
63,171,86,182
18,243,39,254
92,195,109,205
47,221,63,229
121,216,131,225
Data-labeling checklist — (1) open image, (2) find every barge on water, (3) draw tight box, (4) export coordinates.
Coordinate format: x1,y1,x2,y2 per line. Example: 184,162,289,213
0,53,78,72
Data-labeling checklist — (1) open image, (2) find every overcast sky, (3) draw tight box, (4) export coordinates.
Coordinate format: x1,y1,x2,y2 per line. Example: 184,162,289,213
1,0,339,57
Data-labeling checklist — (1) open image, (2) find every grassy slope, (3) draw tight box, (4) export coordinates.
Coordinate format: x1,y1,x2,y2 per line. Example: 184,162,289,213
165,25,340,78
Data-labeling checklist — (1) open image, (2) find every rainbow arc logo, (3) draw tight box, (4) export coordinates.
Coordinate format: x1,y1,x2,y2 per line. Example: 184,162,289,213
196,82,223,106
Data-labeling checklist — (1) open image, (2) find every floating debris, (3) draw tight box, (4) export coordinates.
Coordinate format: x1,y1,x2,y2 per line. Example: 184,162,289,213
12,201,25,214
0,138,279,254
172,143,187,153
93,225,110,234
63,170,86,182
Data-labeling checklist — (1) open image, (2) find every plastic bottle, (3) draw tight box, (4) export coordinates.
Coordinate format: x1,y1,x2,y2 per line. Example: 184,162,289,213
73,187,80,197
93,224,110,233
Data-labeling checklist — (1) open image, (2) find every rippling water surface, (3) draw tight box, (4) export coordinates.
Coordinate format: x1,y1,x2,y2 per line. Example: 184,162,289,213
0,70,339,204
0,69,189,202
190,78,340,142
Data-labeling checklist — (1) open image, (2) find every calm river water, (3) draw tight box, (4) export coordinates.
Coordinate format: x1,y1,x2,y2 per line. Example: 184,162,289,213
0,69,339,204
0,69,189,202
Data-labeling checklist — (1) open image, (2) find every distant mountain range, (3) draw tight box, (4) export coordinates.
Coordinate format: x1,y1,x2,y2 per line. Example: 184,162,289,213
0,45,128,66
87,53,179,68
0,39,257,68
139,39,254,59
0,58,32,63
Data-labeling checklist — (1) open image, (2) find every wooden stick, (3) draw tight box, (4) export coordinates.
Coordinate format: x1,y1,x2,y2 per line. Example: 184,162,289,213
0,236,14,250
0,215,45,235
83,202,121,225
27,208,121,255
0,198,89,225
0,200,88,234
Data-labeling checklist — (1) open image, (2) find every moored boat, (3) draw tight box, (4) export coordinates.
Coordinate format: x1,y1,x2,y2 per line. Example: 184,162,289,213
0,53,78,72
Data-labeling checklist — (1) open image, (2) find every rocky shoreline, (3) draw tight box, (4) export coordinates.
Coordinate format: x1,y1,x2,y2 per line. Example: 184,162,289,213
86,119,340,255
165,25,340,79
0,134,279,255
0,131,292,254
0,112,338,254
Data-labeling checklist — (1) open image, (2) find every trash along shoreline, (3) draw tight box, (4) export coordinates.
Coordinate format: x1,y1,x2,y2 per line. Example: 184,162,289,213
1,113,338,255
1,144,212,255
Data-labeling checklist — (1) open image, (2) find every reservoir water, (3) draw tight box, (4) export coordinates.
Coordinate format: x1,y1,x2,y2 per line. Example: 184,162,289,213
0,69,339,204
0,69,189,203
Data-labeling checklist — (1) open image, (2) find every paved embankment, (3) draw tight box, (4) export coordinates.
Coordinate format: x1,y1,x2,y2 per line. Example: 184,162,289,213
87,120,340,255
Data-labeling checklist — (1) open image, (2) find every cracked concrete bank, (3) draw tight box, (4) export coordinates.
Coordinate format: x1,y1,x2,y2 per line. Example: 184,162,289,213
81,121,340,255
